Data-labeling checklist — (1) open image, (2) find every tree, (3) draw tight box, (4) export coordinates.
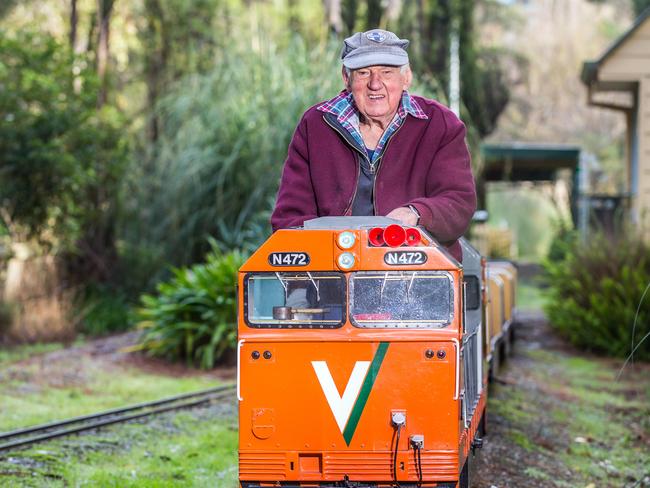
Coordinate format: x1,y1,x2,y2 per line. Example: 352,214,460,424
0,33,91,243
0,31,128,278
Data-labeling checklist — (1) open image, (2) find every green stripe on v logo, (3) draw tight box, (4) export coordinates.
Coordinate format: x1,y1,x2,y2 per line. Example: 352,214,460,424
342,342,389,445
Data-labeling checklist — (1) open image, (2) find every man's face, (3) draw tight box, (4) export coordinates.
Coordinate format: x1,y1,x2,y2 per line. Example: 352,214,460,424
344,65,412,123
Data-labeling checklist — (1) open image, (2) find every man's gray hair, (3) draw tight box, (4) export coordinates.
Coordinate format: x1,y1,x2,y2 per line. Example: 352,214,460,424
344,64,410,80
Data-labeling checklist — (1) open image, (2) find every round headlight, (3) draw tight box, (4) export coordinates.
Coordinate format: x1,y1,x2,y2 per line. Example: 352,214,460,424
337,231,356,249
337,252,356,269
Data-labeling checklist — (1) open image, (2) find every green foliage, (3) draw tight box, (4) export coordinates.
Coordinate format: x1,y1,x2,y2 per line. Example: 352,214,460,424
633,0,650,16
543,230,650,360
1,1,510,343
487,184,564,260
0,30,128,259
136,244,246,369
546,223,578,263
121,37,342,283
390,0,510,138
0,301,14,337
76,284,131,336
0,31,92,243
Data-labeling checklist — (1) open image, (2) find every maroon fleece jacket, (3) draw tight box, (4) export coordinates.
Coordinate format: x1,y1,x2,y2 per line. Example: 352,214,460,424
271,95,476,262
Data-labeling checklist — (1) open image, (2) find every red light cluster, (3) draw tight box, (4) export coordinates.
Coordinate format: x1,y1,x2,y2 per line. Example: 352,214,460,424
368,224,421,247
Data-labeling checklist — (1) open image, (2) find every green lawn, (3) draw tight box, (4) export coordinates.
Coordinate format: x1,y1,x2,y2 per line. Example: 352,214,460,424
0,343,238,487
517,281,546,311
0,410,238,487
0,344,227,431
0,342,68,366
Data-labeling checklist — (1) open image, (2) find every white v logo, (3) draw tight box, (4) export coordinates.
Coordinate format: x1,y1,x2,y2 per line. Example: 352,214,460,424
311,361,371,433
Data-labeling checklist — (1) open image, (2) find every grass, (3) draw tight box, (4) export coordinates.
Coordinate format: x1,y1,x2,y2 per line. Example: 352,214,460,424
0,344,228,431
0,340,238,487
0,409,238,487
517,281,546,311
0,343,68,366
489,338,650,486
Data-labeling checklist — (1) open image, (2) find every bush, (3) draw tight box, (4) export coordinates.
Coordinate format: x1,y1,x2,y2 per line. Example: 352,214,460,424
136,243,246,368
76,284,131,336
543,229,650,360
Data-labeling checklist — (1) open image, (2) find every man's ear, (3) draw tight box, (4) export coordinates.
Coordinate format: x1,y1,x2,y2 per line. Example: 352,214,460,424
403,67,413,90
342,66,351,89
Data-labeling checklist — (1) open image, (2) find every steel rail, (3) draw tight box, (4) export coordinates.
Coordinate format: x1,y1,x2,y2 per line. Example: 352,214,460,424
0,384,235,453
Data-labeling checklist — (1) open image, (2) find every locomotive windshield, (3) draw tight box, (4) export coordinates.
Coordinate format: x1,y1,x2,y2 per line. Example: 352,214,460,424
245,272,346,328
350,271,453,328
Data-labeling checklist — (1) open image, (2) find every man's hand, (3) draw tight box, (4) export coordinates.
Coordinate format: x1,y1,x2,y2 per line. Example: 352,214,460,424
386,206,418,226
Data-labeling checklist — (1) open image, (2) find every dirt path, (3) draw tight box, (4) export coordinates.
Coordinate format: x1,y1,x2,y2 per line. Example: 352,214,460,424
6,331,235,385
472,311,650,488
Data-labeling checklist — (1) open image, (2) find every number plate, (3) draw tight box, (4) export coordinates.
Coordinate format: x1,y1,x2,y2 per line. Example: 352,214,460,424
268,252,311,267
384,251,428,266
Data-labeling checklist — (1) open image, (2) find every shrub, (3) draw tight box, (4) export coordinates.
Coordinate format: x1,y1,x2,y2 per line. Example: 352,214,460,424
75,284,131,336
136,243,246,368
543,229,650,360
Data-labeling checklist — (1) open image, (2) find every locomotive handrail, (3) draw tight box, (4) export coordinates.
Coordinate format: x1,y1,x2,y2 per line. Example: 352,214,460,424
237,339,245,402
452,338,460,400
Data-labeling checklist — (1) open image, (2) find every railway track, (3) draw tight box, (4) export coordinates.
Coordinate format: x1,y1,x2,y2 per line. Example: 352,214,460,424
0,384,235,454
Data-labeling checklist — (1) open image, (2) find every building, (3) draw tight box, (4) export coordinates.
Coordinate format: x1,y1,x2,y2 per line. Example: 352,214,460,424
581,6,650,233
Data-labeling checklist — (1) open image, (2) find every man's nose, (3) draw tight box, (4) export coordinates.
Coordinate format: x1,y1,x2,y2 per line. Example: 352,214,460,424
368,72,382,90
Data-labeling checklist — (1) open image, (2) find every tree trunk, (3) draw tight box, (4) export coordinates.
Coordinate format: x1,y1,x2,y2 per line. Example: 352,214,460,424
96,0,114,107
366,0,382,29
323,0,343,35
384,0,402,23
416,0,426,67
428,0,450,93
69,0,78,51
342,0,358,35
144,0,167,144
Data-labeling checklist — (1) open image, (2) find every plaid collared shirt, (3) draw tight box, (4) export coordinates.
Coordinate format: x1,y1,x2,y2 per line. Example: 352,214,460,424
317,90,428,167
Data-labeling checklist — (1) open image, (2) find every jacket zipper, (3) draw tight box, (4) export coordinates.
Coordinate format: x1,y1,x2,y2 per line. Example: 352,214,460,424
372,123,404,215
322,115,366,215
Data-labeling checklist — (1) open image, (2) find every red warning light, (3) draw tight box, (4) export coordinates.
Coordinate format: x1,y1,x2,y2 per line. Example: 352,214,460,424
384,224,406,247
368,227,385,246
405,228,421,246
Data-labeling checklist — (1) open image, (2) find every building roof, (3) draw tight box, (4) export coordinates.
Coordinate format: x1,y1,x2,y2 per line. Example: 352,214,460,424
481,143,580,181
581,6,650,85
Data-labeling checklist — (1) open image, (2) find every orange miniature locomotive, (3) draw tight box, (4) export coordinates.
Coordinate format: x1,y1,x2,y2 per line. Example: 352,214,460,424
238,216,504,488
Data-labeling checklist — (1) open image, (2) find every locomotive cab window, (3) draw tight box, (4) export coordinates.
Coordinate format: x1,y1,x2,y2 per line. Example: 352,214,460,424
350,271,454,328
245,272,346,328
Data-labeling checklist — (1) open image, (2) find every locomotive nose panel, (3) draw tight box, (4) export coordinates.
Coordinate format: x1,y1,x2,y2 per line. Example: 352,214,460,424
239,340,459,482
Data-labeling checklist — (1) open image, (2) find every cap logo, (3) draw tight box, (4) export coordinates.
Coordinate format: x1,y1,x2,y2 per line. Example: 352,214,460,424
366,32,386,43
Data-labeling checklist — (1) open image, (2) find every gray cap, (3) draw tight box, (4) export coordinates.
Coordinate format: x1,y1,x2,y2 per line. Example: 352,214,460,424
341,29,409,69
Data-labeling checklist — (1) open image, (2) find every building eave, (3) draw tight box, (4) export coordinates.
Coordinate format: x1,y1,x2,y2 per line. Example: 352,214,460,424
581,6,650,87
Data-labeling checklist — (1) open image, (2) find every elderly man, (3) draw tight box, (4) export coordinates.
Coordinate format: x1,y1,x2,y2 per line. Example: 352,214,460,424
271,29,476,262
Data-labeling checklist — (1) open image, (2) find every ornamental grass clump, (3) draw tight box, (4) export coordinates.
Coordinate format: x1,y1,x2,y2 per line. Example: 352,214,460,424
136,244,246,369
543,228,650,361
